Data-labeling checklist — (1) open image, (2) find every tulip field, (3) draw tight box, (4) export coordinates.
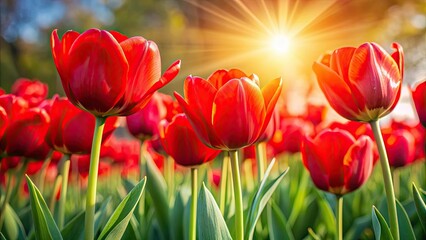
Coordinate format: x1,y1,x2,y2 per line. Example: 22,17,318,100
1,1,426,240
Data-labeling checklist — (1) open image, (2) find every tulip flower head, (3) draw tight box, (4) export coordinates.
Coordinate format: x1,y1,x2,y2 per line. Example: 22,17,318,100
175,69,282,150
159,113,221,167
11,78,48,107
51,29,180,117
412,80,426,128
313,42,404,122
302,128,375,195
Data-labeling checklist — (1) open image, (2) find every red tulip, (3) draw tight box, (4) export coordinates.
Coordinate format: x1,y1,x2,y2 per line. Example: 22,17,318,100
159,113,221,167
175,69,282,150
302,129,375,195
3,108,51,160
126,92,169,141
387,120,425,163
0,107,7,139
51,29,180,117
11,78,48,107
268,118,314,155
0,157,21,172
45,97,118,154
313,42,404,122
383,129,415,168
412,80,426,128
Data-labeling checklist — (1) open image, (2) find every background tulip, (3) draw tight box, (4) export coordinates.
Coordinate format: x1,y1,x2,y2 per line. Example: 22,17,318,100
159,113,221,167
11,78,48,107
51,28,180,117
45,97,118,154
313,42,403,122
175,69,282,150
412,80,426,128
126,92,169,141
302,129,375,195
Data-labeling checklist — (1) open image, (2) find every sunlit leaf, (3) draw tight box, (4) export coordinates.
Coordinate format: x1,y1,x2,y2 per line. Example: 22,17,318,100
97,177,146,240
197,183,232,240
267,200,295,240
371,206,393,240
245,158,289,240
0,203,27,240
412,183,426,233
396,199,415,240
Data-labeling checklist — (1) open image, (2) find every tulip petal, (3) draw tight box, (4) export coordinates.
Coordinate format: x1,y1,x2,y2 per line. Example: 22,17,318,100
208,69,247,89
67,29,128,115
348,43,401,116
261,77,282,135
301,136,329,191
313,62,362,120
314,130,355,191
185,76,217,126
391,42,404,79
174,92,224,149
51,30,80,100
329,47,356,83
344,136,374,192
63,111,94,153
212,78,265,149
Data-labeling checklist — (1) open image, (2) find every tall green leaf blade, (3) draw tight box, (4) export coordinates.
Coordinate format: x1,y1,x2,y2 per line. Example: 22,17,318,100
97,177,146,240
371,206,393,240
26,175,63,240
396,200,415,240
61,198,110,240
245,158,289,240
145,149,170,239
413,183,426,233
197,183,232,240
1,203,27,240
267,200,295,240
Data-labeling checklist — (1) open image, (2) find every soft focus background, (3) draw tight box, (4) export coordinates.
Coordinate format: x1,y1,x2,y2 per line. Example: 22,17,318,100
1,0,425,98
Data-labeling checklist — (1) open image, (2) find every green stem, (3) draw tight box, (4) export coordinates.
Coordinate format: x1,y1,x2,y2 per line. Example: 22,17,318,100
336,195,343,240
49,175,62,213
138,141,146,238
229,150,244,240
58,155,71,229
84,116,106,240
165,156,175,201
189,168,198,240
370,120,399,240
37,152,52,194
392,168,399,198
0,172,13,230
10,161,29,204
256,142,267,182
219,155,229,214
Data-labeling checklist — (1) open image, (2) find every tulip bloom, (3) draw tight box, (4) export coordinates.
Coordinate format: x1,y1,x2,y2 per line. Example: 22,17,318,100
46,97,118,154
313,42,404,122
159,114,221,167
383,129,415,168
175,69,282,150
412,80,426,128
3,108,51,160
302,129,375,195
51,29,180,117
126,92,169,141
11,78,48,107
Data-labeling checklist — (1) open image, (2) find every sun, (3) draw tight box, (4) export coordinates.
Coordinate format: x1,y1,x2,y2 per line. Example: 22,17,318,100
268,34,292,54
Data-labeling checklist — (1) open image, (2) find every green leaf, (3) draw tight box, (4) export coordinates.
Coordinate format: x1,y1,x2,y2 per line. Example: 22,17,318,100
267,200,295,240
26,175,63,240
0,232,6,240
1,203,27,240
97,177,146,240
145,149,170,239
197,183,232,240
61,198,110,240
413,183,426,233
314,191,336,238
245,158,289,240
371,206,393,240
396,199,415,240
171,187,190,240
307,228,321,240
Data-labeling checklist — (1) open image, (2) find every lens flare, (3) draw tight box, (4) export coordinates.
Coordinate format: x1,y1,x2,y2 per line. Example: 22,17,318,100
269,34,291,54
